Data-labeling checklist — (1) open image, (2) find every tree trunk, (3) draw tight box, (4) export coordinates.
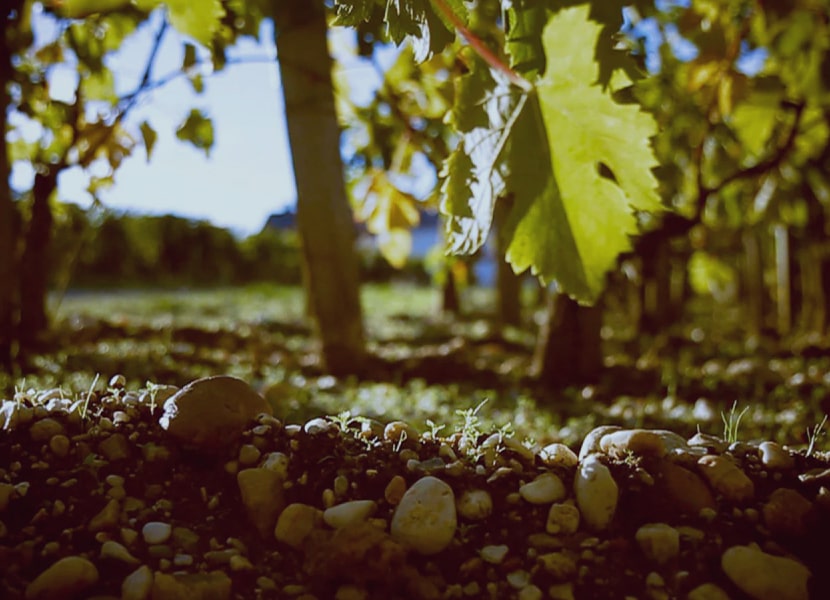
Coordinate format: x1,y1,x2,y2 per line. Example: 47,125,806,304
273,1,365,375
773,224,792,336
495,199,521,327
18,169,57,350
532,292,603,387
442,262,460,315
0,10,20,368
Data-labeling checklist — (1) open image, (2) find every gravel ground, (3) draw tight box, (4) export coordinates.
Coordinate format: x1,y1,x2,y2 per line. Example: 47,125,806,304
1,375,829,600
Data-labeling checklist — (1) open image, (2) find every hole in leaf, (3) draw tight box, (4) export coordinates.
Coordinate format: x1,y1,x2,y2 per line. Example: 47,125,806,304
597,162,618,184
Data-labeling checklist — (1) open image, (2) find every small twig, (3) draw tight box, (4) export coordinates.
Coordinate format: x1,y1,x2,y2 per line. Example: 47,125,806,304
431,0,532,92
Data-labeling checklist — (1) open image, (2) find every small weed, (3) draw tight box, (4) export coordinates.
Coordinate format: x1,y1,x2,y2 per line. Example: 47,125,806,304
79,373,100,421
456,399,488,441
145,381,160,415
393,430,407,453
806,414,828,457
721,401,749,444
423,419,446,441
330,410,353,431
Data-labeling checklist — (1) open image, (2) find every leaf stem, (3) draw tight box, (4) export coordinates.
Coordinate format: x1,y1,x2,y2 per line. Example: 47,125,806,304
431,0,532,92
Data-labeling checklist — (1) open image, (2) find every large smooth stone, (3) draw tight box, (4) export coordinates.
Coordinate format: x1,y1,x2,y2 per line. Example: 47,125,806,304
574,455,618,531
391,475,457,555
25,556,99,600
159,376,271,452
238,468,286,538
721,545,810,600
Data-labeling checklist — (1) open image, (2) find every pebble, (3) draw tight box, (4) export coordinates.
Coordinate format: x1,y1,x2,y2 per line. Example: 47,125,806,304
546,503,580,535
121,565,153,600
158,375,272,452
480,544,509,564
238,444,261,466
384,475,407,505
29,418,65,442
98,433,130,461
391,475,457,555
101,540,141,565
304,417,335,435
574,455,618,531
759,441,795,470
48,434,70,458
0,482,16,511
519,472,567,504
237,468,286,538
25,555,99,600
275,503,323,548
89,499,121,532
687,582,730,600
697,455,755,503
142,521,172,544
518,584,544,600
538,443,579,468
261,451,289,476
323,500,377,528
721,544,810,600
384,420,419,444
151,571,232,600
635,523,680,564
538,552,577,580
456,489,493,521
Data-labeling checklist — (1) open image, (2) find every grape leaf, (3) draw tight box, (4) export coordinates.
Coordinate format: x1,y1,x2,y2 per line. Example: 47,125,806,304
139,121,157,162
176,109,214,156
439,61,524,254
503,6,661,302
358,170,421,268
52,0,131,19
164,0,225,48
383,0,463,62
332,0,375,26
80,67,117,103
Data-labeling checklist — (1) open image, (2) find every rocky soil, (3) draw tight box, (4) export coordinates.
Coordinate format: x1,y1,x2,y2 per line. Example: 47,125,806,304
1,374,829,600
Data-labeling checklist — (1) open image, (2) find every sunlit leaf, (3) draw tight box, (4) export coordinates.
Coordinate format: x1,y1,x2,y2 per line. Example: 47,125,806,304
139,121,157,162
176,109,214,156
80,67,117,103
183,42,197,70
51,0,130,18
164,0,225,48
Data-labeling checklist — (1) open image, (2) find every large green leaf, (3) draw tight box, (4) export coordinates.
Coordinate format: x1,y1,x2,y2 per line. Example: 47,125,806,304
503,6,661,302
164,0,225,48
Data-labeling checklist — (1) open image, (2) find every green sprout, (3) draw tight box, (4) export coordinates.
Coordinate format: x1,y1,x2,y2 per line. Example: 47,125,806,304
721,401,749,444
79,373,100,421
145,381,160,415
806,414,828,458
423,419,446,441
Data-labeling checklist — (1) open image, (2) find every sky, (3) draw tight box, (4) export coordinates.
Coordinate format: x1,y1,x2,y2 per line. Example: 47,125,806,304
10,5,391,237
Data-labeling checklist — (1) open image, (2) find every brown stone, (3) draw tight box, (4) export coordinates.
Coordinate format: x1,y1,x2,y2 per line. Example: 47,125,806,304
158,376,271,452
762,488,814,538
652,459,716,517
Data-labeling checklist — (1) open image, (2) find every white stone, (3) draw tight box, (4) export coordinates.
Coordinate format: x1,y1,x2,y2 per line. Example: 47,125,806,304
142,521,172,544
323,500,377,529
391,475,457,555
635,523,680,565
261,451,290,477
121,565,153,600
519,472,567,504
25,556,99,600
480,544,509,564
721,545,810,600
538,443,578,468
546,503,580,535
456,489,493,521
574,455,618,531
